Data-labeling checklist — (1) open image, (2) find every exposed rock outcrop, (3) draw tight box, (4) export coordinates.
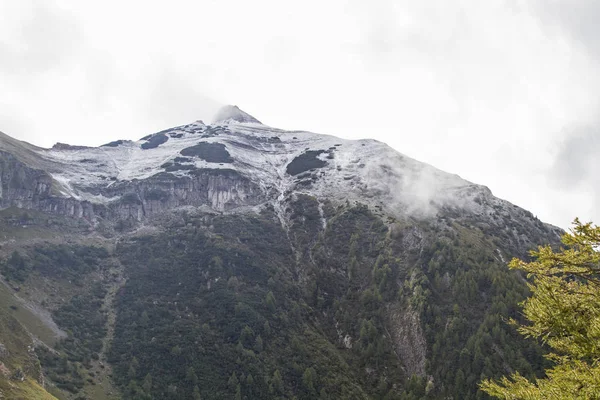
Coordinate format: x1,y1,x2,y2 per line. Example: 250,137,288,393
0,148,264,223
101,169,265,220
0,344,8,360
388,305,427,377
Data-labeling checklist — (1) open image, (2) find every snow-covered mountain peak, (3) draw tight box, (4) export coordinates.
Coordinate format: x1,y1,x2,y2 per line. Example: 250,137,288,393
212,105,261,124
0,114,533,226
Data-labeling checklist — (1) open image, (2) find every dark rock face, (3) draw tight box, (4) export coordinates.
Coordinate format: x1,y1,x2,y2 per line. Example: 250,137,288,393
101,169,264,220
0,151,98,220
0,151,55,208
180,142,234,163
141,133,168,150
51,143,91,151
101,140,125,147
286,150,328,175
0,150,264,223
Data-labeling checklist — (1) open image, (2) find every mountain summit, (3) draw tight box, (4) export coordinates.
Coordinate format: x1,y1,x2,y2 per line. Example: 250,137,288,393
212,104,262,124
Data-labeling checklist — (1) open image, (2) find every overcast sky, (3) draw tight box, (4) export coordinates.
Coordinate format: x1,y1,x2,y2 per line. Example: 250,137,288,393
1,0,598,229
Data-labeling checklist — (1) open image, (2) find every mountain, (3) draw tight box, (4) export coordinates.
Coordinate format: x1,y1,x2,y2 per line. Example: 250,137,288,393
0,106,561,399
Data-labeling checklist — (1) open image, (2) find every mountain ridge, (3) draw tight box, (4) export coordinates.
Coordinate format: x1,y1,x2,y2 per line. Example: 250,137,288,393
0,106,559,235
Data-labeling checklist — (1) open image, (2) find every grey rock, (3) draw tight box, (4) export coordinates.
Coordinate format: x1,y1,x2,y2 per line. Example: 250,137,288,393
0,343,8,360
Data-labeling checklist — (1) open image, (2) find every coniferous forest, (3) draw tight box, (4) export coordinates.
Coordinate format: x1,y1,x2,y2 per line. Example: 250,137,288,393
0,195,562,399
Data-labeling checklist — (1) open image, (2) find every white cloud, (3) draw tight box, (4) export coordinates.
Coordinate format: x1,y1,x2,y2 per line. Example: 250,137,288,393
0,0,598,229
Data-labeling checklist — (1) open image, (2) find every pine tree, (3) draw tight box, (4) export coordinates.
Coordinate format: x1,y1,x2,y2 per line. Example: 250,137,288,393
192,385,202,400
266,291,276,313
186,366,198,386
263,320,271,337
142,373,152,393
128,356,139,379
228,371,239,391
302,367,316,394
480,219,600,399
140,311,150,327
270,369,284,395
253,334,264,353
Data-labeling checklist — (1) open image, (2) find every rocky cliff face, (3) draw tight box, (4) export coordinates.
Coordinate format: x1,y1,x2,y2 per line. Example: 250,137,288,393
0,151,73,215
0,153,265,223
93,168,265,221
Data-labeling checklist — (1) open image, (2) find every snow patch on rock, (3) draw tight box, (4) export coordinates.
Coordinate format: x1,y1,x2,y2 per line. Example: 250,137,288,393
26,113,495,221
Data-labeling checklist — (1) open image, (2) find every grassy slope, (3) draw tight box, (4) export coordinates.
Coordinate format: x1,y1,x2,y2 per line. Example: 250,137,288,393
0,305,57,399
0,283,58,347
0,207,121,399
0,207,66,399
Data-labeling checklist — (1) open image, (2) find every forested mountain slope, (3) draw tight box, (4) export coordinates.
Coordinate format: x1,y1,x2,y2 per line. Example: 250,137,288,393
0,106,561,399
